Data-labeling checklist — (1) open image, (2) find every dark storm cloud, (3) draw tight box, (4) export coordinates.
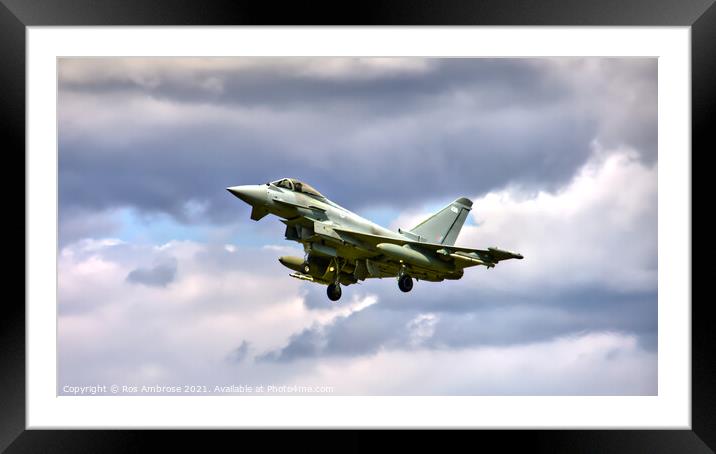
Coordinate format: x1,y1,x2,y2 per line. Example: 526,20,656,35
259,287,657,362
256,308,402,363
59,59,571,118
58,115,592,225
126,258,177,287
58,58,655,229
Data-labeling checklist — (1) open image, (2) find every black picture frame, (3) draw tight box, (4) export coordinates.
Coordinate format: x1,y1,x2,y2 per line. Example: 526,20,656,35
4,0,712,451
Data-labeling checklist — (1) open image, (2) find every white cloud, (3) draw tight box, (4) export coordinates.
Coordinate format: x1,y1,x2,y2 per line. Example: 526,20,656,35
58,237,656,395
288,331,656,395
58,238,379,389
391,144,657,294
407,313,439,348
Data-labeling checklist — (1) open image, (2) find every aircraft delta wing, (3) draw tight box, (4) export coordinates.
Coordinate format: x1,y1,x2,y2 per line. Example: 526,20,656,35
227,178,523,301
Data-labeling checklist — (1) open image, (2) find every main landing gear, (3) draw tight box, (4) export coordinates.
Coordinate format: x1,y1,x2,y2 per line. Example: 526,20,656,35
327,282,342,301
398,274,413,292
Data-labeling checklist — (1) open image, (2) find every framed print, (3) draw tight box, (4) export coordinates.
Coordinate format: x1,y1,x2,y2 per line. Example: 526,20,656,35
5,0,713,451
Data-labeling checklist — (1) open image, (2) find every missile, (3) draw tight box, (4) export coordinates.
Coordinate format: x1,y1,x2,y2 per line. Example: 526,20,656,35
289,272,315,282
449,253,493,268
376,243,451,271
487,247,524,260
289,272,332,285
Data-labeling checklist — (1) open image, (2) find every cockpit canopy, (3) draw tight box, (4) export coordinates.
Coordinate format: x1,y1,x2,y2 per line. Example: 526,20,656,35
270,178,325,199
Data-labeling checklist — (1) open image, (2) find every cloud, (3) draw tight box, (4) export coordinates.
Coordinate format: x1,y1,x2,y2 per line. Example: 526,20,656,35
285,331,656,395
58,57,434,88
407,313,439,348
58,58,656,229
59,239,382,390
57,221,655,394
226,340,250,363
59,207,122,247
57,235,656,395
126,258,178,287
56,57,657,395
392,144,657,295
258,288,656,363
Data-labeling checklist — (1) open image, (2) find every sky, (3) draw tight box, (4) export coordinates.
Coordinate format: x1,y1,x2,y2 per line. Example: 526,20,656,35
57,57,658,395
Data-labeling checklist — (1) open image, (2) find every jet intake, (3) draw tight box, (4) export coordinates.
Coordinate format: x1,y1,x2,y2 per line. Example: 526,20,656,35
310,243,337,257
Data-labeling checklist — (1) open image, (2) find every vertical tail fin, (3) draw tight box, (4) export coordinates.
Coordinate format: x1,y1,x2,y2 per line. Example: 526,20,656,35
407,197,473,245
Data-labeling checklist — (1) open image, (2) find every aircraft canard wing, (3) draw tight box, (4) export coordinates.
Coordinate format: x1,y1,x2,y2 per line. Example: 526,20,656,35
250,206,269,221
332,227,523,267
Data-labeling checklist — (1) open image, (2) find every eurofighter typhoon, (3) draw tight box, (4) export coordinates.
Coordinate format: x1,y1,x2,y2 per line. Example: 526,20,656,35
227,178,523,301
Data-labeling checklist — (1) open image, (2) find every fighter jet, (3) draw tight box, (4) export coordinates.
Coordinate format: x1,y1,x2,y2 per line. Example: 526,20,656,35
227,178,523,301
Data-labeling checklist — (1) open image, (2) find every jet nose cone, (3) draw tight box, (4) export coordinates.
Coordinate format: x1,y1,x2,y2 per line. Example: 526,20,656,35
226,185,266,205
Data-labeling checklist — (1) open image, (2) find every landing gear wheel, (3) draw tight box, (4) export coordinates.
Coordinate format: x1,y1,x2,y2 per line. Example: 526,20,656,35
303,264,310,273
398,274,413,292
327,283,342,301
